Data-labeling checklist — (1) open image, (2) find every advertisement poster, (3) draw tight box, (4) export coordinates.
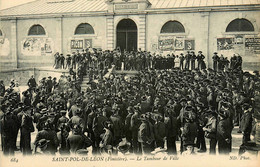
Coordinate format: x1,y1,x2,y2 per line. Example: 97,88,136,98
217,38,234,50
174,37,184,50
71,39,84,49
245,38,260,54
184,39,195,50
21,37,54,56
85,39,92,48
158,36,174,51
0,38,10,56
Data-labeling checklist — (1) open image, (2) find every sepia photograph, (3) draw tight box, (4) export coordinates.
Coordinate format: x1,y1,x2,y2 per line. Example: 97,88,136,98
0,0,259,167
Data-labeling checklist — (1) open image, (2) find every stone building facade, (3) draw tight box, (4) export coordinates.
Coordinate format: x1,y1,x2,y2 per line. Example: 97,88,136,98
0,0,259,71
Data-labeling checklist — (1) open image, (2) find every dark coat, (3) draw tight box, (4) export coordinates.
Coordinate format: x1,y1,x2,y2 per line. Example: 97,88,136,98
66,133,92,153
217,118,232,141
92,115,108,138
165,116,178,137
182,122,198,144
100,129,113,148
240,111,252,133
204,116,217,139
110,114,123,138
154,121,166,141
69,115,84,129
138,120,154,143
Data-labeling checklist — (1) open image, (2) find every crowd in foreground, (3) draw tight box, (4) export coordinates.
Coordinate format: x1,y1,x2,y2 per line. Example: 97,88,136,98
0,52,260,157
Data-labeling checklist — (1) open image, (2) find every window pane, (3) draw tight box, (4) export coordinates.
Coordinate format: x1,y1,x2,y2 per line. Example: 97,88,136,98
226,19,254,32
161,21,185,33
75,23,95,34
28,25,46,35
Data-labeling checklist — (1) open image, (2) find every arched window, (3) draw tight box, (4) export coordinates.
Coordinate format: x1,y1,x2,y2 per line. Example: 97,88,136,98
160,21,185,33
226,19,254,32
28,25,46,35
75,23,95,35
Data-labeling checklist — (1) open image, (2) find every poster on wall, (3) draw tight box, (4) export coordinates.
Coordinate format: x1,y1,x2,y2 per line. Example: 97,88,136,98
158,36,174,51
0,38,10,56
85,39,92,48
184,39,195,50
235,35,244,44
174,37,184,50
245,38,260,54
21,38,54,56
217,38,234,50
71,40,83,49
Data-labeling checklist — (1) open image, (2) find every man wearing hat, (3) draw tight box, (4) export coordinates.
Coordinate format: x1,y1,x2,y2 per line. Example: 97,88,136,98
203,109,217,154
182,142,196,156
99,121,113,154
65,54,72,69
124,106,134,145
68,99,81,118
27,75,37,90
212,52,219,71
240,103,253,144
164,106,178,155
190,51,197,70
57,123,70,155
117,138,131,155
34,120,59,155
92,108,108,154
130,105,141,154
20,108,35,155
68,109,84,132
67,125,92,154
56,110,69,129
185,51,191,70
217,109,232,154
34,139,51,155
181,111,198,153
153,114,165,148
46,76,53,94
179,53,184,70
60,53,65,69
0,110,16,155
138,114,155,155
110,106,124,146
197,51,205,70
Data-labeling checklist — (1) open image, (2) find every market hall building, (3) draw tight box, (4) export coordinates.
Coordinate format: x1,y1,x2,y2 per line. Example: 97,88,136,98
0,0,259,71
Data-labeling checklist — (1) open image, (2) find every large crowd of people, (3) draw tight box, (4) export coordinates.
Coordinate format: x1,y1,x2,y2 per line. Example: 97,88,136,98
0,49,260,157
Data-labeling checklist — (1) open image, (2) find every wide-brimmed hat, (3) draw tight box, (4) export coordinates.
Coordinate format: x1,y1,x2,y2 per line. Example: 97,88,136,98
76,149,89,155
102,120,113,129
117,140,131,153
151,147,167,154
37,139,50,149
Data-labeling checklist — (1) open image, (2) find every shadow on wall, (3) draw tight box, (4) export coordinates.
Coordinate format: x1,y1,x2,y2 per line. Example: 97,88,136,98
0,67,69,86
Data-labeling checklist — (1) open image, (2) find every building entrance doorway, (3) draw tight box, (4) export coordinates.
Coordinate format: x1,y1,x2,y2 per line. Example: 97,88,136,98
116,19,137,52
